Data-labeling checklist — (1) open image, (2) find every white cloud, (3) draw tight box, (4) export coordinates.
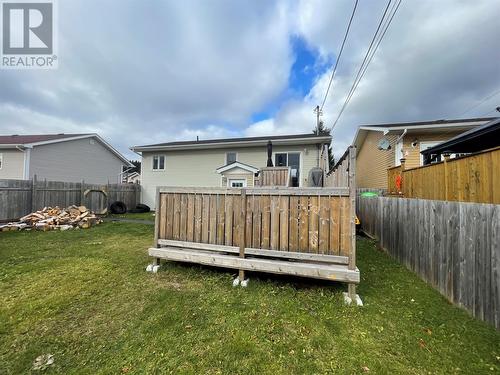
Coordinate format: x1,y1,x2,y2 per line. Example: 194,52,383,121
1,0,499,161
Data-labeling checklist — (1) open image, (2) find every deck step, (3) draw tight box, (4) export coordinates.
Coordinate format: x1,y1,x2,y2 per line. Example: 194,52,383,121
149,247,360,283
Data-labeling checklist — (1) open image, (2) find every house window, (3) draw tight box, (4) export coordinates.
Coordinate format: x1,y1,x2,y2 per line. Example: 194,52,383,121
152,155,165,170
275,152,300,187
226,152,237,164
228,179,246,188
0,153,3,169
275,153,287,166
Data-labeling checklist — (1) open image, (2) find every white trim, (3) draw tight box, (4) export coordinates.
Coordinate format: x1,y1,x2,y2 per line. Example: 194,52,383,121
216,161,259,174
272,150,302,187
23,148,31,179
228,178,247,188
353,121,488,149
152,154,166,171
0,152,3,170
131,135,332,152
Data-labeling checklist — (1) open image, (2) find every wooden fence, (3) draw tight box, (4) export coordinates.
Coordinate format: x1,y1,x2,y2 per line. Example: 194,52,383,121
0,177,140,221
256,167,290,187
357,195,500,328
150,186,359,287
325,147,352,187
388,146,500,203
156,188,353,255
387,165,403,195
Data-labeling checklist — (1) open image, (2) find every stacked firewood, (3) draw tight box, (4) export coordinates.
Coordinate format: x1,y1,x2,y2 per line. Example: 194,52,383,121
0,205,102,232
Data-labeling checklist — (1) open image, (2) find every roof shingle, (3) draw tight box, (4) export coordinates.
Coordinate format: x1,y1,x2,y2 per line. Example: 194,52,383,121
0,134,90,145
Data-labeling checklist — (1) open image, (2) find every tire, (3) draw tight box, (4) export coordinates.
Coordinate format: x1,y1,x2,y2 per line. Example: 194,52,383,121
135,204,150,213
109,201,127,214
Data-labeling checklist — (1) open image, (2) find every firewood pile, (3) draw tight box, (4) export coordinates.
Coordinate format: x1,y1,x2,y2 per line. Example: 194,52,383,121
0,205,102,232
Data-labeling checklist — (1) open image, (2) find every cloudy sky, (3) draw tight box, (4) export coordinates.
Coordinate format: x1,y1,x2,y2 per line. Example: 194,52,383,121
1,0,499,160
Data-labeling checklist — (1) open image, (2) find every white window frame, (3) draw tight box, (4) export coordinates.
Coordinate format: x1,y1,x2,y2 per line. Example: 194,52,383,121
152,154,166,171
228,178,247,188
0,153,3,170
225,151,238,164
272,151,303,186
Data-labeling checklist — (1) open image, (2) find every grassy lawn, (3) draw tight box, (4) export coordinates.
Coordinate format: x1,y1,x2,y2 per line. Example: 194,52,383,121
107,212,155,221
0,223,498,374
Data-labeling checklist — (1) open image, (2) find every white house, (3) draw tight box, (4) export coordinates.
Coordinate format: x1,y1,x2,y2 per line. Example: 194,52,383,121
131,133,332,208
0,133,132,184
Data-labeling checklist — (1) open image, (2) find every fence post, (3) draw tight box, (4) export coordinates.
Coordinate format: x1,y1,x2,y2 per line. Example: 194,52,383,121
239,188,247,281
80,180,85,206
30,174,37,212
348,146,357,300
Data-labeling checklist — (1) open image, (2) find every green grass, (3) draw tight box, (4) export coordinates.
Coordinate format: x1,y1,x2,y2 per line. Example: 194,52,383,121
107,212,155,221
0,223,498,374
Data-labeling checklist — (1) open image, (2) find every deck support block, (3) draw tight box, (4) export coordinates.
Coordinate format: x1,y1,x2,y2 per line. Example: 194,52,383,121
232,277,249,287
343,291,363,306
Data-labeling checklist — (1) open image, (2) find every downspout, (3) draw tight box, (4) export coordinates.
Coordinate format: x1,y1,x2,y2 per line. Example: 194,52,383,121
16,145,31,180
396,128,407,163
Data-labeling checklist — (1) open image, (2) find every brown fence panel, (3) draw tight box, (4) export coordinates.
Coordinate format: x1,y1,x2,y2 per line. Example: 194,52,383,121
392,147,500,204
357,196,500,329
0,177,140,221
156,187,353,256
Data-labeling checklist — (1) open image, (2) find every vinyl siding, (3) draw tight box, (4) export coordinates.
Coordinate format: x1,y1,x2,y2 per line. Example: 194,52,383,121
356,132,398,189
402,131,464,169
141,144,320,208
0,149,25,179
29,137,126,183
356,130,469,189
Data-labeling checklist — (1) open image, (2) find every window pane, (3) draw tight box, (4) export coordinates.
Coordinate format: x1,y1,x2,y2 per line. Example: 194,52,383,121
275,153,287,166
153,156,158,170
288,153,300,168
226,152,237,163
159,156,165,169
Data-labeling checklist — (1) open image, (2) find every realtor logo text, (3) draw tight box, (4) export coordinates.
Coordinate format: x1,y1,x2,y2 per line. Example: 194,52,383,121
1,0,58,69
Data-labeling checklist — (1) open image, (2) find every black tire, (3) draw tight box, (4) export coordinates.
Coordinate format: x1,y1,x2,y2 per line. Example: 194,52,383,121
135,204,150,213
109,201,127,214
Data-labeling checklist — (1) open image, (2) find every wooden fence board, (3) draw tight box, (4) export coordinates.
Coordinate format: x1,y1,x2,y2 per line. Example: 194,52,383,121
357,195,500,329
393,146,500,204
0,178,139,221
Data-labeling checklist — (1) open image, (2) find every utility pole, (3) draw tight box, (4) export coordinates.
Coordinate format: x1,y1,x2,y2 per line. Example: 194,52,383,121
313,105,323,135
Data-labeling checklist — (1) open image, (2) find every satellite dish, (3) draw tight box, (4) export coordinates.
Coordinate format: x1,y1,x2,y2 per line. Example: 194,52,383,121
377,138,391,150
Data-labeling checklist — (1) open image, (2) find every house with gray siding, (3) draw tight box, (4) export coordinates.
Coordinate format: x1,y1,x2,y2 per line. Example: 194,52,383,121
131,133,332,208
0,134,132,183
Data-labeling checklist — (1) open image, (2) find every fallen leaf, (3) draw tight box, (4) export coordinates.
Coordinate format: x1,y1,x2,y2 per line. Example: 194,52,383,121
361,365,370,372
423,327,432,335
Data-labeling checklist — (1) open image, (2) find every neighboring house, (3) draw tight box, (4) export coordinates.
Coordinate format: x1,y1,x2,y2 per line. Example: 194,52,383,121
0,133,132,183
124,171,141,184
421,117,500,163
351,117,495,189
131,133,332,208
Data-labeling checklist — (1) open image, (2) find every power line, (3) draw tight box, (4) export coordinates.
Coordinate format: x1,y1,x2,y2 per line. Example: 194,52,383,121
320,0,359,111
332,0,402,129
456,88,500,117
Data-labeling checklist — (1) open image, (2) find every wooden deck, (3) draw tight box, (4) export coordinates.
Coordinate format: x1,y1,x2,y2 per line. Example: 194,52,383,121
149,246,359,283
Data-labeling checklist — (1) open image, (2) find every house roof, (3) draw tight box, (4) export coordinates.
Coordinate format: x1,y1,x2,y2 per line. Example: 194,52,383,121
352,117,495,150
0,133,132,166
131,133,332,152
0,133,89,145
421,117,500,156
215,161,260,174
